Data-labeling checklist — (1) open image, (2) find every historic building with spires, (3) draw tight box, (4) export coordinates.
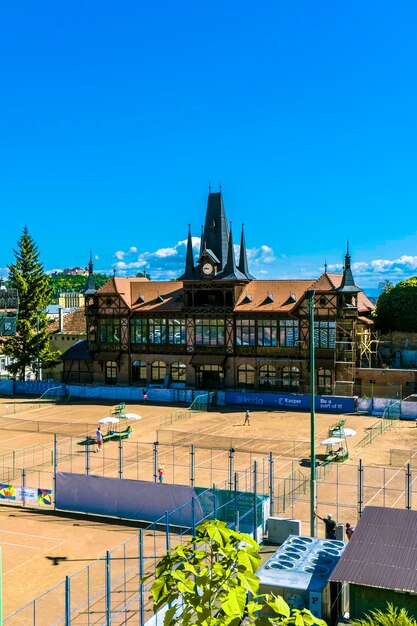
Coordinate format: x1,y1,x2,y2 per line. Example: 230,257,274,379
63,191,376,394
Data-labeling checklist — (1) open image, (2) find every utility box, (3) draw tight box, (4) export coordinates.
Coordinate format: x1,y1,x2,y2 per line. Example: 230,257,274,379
267,517,301,544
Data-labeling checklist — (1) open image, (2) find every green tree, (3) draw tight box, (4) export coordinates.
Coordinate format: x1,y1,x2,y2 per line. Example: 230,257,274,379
136,271,151,280
48,273,109,298
147,520,326,625
2,227,60,380
375,277,417,332
350,602,417,625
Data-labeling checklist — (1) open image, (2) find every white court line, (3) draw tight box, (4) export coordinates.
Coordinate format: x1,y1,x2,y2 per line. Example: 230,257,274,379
365,465,405,506
0,529,65,541
5,539,66,576
0,541,42,549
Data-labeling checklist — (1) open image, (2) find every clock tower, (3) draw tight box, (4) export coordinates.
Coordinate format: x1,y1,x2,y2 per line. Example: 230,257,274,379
179,189,254,282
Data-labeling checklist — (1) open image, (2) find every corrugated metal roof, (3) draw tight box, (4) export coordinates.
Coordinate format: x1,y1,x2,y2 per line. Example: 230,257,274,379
329,506,417,593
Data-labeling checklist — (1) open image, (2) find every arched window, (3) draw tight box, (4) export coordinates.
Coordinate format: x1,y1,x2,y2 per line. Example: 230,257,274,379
105,361,117,385
151,361,167,383
282,365,300,391
171,361,186,382
317,368,332,395
132,360,147,384
259,364,277,388
238,364,255,388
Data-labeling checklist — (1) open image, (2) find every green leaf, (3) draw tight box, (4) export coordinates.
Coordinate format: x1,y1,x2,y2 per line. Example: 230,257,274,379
237,569,261,594
266,594,291,618
163,606,178,625
221,586,247,617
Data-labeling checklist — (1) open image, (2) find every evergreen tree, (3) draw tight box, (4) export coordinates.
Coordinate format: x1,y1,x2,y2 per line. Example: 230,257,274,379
2,227,60,380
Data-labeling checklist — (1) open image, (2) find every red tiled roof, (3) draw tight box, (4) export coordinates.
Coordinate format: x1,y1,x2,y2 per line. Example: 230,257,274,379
48,307,87,335
94,274,375,316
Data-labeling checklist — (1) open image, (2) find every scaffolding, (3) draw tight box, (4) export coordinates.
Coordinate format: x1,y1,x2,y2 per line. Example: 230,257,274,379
334,318,356,397
357,327,381,368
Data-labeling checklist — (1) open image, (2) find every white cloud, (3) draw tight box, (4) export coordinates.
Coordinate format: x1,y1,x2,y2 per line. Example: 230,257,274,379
154,247,178,258
247,245,276,266
326,255,417,287
111,237,276,279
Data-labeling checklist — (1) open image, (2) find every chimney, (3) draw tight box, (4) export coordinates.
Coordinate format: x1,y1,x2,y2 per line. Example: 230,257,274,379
58,307,64,332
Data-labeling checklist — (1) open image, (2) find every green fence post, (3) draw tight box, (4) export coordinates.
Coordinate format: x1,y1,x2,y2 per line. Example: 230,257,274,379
106,551,111,625
139,530,144,626
65,575,70,626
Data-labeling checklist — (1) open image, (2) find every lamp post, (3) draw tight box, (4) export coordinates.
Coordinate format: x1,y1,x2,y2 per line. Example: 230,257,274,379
306,290,316,537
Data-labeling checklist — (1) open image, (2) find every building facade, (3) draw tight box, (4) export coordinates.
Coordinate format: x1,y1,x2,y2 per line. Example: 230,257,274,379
64,192,375,394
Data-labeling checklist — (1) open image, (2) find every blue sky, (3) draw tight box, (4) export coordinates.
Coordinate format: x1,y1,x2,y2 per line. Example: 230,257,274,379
1,1,416,292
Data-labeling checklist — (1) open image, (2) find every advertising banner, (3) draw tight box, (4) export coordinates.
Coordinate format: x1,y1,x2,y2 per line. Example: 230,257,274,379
225,391,355,414
0,484,52,504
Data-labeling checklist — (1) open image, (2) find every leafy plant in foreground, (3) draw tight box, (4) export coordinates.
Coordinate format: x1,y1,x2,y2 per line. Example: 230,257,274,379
146,519,327,625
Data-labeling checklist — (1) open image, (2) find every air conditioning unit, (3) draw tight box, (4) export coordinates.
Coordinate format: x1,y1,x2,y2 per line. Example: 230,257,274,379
257,535,346,623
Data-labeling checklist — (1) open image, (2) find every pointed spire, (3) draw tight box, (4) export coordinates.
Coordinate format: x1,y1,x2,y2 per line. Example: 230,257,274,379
199,225,204,257
84,251,97,296
179,225,195,280
222,222,237,275
237,224,254,279
201,190,229,270
324,259,328,273
337,240,360,294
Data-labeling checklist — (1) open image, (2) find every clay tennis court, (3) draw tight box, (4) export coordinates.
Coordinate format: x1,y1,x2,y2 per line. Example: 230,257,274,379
1,396,417,618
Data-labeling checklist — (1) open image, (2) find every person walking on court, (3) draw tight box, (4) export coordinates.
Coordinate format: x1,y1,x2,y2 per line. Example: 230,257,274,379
158,465,164,483
243,409,251,426
96,425,103,453
345,522,355,540
142,389,148,403
315,511,337,539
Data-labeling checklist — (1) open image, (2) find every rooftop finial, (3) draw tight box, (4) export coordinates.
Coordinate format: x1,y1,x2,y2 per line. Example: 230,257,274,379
113,269,116,278
324,259,328,273
208,182,211,193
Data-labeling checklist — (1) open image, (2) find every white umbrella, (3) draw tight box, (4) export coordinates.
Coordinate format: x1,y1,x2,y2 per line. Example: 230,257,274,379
320,437,343,446
124,413,142,420
332,428,356,438
99,417,120,425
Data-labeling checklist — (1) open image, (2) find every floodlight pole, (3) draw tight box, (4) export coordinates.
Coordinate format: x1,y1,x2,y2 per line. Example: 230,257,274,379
307,289,317,537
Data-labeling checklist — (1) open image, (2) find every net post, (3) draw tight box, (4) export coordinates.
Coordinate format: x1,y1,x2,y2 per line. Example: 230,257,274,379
65,575,71,626
234,472,238,529
86,436,90,476
192,497,196,537
153,441,158,483
406,463,412,510
190,445,195,487
228,448,234,492
139,529,144,626
358,458,364,517
22,468,26,507
118,438,123,480
106,550,111,625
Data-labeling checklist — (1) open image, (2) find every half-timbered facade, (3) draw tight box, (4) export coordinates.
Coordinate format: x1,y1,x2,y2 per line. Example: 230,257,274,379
67,191,375,393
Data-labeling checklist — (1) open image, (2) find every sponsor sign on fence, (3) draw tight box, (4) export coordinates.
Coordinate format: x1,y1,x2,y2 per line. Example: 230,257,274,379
0,484,52,504
225,391,355,413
